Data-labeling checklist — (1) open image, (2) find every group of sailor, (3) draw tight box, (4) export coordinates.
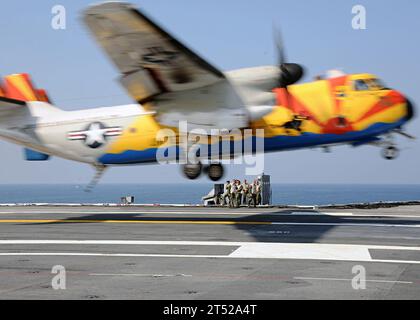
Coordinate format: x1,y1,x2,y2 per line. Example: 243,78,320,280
221,179,262,208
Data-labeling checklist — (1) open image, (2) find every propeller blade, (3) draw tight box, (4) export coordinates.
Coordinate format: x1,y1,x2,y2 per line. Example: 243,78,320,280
273,26,304,87
273,25,286,65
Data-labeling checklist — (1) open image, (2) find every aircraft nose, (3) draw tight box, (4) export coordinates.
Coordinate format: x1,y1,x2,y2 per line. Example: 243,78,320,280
405,98,415,122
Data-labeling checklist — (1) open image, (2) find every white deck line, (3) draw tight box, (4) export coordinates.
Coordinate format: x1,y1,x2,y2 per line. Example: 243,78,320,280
293,277,413,284
0,241,419,264
0,252,419,265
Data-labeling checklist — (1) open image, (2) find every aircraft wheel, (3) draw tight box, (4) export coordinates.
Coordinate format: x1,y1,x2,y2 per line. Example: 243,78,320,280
207,164,224,181
182,162,203,180
382,146,400,160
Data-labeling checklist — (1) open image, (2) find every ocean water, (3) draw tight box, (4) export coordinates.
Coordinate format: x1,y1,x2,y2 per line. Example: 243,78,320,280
0,184,419,205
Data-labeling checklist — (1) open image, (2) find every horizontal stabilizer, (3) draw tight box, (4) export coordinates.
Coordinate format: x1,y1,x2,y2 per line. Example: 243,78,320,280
0,96,26,116
24,148,50,161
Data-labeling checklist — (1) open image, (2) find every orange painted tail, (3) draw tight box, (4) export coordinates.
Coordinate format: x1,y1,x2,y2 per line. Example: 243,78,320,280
0,73,51,103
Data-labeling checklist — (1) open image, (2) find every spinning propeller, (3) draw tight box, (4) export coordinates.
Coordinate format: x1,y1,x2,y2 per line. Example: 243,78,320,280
274,27,305,88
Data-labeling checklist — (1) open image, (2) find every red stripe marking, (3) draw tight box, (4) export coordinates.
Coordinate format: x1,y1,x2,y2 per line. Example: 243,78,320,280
356,91,405,123
274,88,290,109
275,88,325,127
328,76,348,114
68,134,86,137
105,129,122,133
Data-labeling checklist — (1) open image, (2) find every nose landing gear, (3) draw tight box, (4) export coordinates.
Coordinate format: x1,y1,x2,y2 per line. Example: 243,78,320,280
381,146,400,160
375,132,405,161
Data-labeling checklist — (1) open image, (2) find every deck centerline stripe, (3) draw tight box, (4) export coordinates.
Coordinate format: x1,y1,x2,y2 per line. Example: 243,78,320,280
89,273,193,277
293,277,413,284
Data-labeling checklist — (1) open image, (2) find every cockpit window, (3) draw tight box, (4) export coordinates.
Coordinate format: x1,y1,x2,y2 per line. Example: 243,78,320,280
365,78,384,90
354,78,385,91
354,80,370,91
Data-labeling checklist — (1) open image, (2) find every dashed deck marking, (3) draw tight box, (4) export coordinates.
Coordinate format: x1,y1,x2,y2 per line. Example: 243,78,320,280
294,277,413,284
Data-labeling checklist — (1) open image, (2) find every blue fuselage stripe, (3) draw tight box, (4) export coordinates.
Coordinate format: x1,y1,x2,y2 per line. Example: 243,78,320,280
98,120,406,165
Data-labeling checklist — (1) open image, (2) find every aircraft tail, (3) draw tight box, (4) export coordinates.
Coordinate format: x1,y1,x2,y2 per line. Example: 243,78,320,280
0,74,54,161
0,73,52,103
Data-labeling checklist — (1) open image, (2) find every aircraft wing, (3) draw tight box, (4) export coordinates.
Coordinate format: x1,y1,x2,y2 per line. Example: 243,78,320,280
83,2,248,131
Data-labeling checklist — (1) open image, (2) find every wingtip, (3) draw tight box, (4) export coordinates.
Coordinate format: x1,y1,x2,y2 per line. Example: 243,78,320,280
84,1,136,14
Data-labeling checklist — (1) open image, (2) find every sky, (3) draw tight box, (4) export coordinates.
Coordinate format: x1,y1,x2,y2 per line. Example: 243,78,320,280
0,0,419,185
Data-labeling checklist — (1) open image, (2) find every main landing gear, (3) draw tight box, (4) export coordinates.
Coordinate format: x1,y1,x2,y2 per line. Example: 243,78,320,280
85,164,107,192
183,162,203,180
182,162,225,181
206,163,225,181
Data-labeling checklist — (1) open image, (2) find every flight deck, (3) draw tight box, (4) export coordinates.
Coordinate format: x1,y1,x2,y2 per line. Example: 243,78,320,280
0,204,419,299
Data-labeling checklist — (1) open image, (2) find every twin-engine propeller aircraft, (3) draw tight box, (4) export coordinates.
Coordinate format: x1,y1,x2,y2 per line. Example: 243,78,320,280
0,2,415,189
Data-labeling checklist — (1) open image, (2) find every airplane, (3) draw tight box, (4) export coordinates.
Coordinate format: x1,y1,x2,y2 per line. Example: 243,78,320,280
0,2,415,189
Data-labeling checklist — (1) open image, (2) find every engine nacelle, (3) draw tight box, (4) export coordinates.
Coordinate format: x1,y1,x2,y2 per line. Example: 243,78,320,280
247,105,275,121
279,63,305,87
